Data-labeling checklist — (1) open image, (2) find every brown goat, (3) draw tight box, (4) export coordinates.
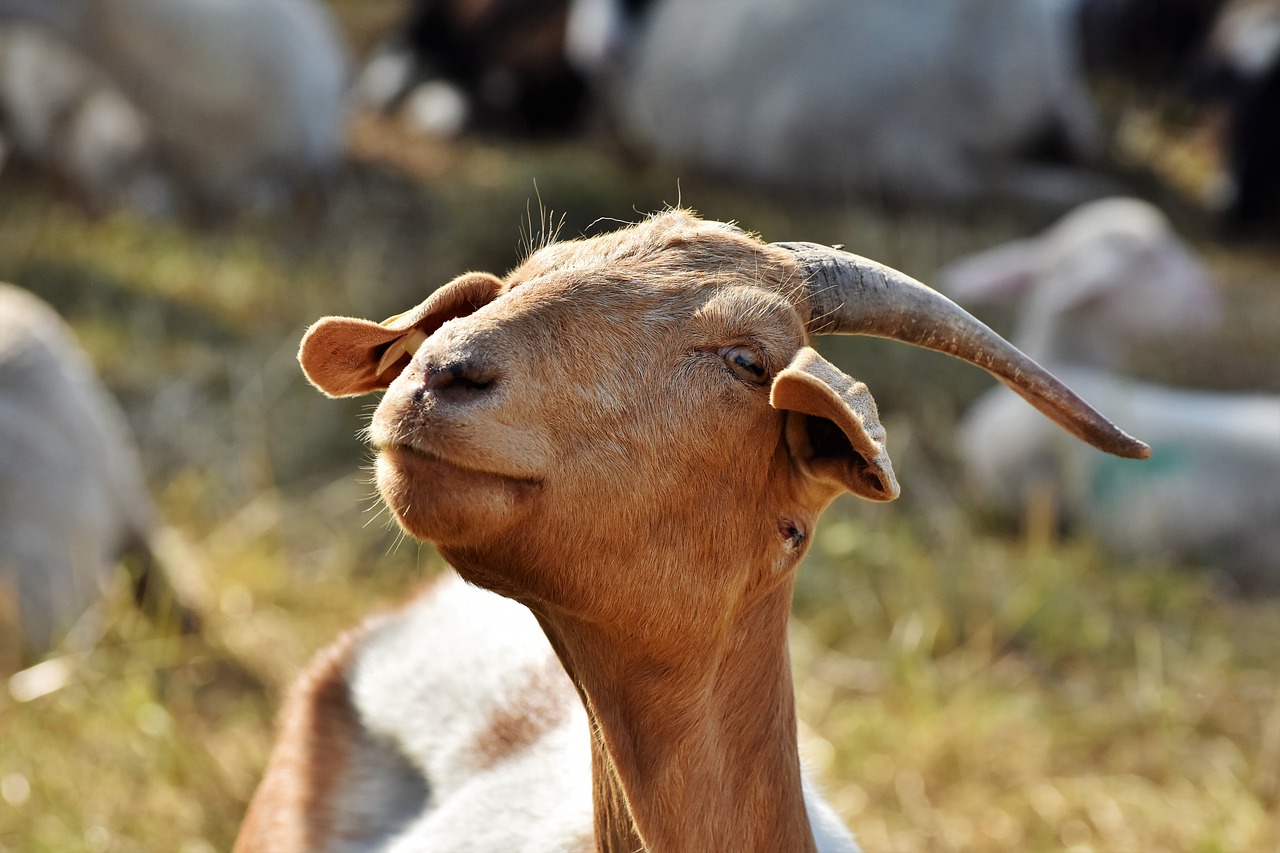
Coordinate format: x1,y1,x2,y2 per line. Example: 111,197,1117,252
235,210,1147,852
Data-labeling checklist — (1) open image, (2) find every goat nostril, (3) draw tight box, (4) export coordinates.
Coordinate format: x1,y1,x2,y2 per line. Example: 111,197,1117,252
424,362,497,394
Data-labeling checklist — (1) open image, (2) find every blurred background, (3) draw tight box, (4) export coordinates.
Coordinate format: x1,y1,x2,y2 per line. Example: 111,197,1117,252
0,0,1278,850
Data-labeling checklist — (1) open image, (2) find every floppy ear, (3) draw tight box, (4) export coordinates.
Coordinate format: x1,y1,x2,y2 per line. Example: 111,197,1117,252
770,347,899,502
299,272,503,397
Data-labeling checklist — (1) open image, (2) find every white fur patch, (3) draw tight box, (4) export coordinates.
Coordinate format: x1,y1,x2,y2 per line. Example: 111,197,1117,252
328,572,859,851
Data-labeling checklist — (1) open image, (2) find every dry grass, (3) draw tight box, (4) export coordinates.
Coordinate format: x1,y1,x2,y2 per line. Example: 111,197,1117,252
2,8,1280,849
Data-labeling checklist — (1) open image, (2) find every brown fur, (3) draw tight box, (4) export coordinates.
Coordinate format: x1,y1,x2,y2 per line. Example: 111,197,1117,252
241,209,1139,849
234,618,381,853
470,654,578,770
258,211,911,851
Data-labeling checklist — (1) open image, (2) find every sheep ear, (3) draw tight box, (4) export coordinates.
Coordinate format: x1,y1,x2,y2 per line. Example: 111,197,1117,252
299,272,503,397
770,347,899,502
937,237,1039,303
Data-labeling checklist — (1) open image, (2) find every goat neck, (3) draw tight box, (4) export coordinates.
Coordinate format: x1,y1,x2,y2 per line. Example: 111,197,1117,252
430,419,826,852
527,547,814,852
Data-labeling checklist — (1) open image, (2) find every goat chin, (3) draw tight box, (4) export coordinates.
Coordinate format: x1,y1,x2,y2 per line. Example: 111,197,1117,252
372,447,532,547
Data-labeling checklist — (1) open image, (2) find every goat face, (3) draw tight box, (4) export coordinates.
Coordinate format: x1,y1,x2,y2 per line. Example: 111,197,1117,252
300,212,897,613
301,209,1149,616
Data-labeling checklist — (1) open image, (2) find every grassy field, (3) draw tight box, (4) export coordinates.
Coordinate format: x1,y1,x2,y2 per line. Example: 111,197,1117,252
2,12,1280,850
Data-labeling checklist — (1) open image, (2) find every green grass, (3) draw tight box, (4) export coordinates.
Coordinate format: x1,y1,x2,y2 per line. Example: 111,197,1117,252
1,111,1278,852
794,511,1280,852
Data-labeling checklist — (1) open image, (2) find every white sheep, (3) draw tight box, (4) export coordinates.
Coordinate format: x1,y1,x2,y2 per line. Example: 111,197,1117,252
941,197,1225,368
0,284,184,655
1199,0,1280,229
0,0,349,212
0,26,160,211
579,0,1105,207
235,211,1147,850
354,0,599,137
940,197,1280,590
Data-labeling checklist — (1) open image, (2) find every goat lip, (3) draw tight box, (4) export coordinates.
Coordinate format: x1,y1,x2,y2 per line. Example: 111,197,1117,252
379,441,542,487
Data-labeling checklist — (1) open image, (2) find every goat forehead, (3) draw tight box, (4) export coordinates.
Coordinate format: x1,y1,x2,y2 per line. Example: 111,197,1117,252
493,269,760,331
461,214,796,351
509,213,773,289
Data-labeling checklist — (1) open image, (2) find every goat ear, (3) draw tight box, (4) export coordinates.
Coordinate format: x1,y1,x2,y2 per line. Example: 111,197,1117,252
770,347,900,502
937,237,1039,303
299,272,503,397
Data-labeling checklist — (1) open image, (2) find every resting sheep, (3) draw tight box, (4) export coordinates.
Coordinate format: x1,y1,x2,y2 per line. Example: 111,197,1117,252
940,197,1224,369
940,198,1280,590
0,26,156,211
0,0,349,213
0,284,176,657
1080,0,1280,230
235,210,1147,851
582,0,1104,207
1197,0,1280,229
355,0,610,137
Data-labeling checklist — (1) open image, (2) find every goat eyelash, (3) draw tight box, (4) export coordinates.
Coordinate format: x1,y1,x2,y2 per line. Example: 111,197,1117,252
687,345,774,388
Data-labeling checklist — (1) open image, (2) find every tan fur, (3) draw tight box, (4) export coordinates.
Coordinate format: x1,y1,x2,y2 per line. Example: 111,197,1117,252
246,211,946,851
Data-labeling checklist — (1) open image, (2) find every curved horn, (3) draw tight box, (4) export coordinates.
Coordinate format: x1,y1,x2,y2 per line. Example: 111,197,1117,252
773,241,1151,460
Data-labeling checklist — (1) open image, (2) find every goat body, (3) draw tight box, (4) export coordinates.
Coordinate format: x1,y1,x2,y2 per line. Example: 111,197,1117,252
598,0,1103,206
0,0,349,212
238,211,1147,851
0,27,158,211
1079,0,1280,229
1199,0,1280,229
961,370,1280,590
355,0,603,137
238,571,860,851
0,284,156,654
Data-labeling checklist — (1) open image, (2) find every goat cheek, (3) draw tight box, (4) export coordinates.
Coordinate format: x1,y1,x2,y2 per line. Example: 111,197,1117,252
374,453,417,527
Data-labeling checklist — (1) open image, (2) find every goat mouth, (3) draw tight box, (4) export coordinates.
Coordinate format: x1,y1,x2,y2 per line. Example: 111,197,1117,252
379,442,542,487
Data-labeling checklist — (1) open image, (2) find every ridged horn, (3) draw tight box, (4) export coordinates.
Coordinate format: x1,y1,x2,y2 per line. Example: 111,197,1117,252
773,241,1151,460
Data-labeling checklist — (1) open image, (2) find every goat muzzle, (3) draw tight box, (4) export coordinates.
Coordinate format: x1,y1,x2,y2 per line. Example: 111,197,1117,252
772,241,1152,460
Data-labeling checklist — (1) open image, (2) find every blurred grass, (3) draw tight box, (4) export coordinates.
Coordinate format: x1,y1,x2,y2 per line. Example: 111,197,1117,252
2,7,1280,849
793,509,1280,852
